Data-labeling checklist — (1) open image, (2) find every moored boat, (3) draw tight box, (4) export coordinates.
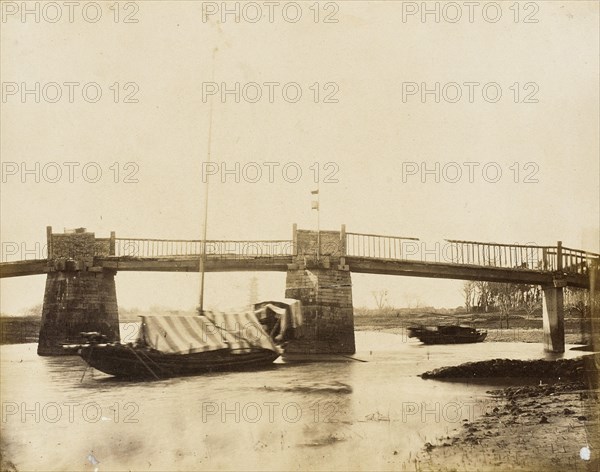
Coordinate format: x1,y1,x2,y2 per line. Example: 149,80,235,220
72,79,308,380
74,301,302,379
407,325,487,344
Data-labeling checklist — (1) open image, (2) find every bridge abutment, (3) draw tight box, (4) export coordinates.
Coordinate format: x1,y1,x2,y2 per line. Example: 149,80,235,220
38,228,120,356
541,283,565,353
284,228,356,354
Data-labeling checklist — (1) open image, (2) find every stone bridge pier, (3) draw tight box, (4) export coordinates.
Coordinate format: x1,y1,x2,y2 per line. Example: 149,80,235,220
37,227,120,356
284,226,356,355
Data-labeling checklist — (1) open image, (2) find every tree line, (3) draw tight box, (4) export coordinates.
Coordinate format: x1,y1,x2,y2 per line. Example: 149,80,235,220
462,281,591,328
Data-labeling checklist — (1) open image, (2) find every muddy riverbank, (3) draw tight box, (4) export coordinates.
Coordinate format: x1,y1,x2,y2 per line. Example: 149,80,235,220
420,356,594,380
416,356,599,471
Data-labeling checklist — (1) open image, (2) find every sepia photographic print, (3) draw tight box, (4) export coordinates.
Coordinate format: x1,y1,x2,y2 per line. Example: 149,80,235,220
1,1,599,471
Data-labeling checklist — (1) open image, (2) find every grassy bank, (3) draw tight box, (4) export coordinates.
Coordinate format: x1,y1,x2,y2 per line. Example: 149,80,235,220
0,316,41,345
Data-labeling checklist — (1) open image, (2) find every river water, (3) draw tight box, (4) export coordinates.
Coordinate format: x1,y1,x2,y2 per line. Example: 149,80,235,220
1,330,584,471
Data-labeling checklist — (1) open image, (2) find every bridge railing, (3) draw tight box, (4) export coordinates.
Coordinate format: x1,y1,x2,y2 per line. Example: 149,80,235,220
345,232,420,260
446,240,599,275
561,246,599,275
110,238,295,258
345,232,599,275
445,240,558,271
345,232,560,270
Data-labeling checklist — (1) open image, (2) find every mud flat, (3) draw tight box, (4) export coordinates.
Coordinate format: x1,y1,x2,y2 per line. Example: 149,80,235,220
416,356,600,471
420,356,593,380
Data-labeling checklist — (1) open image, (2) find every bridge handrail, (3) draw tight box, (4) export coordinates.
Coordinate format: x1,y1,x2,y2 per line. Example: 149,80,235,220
111,237,294,258
444,240,599,275
445,240,598,257
560,246,600,258
444,240,557,271
559,246,599,275
345,232,422,260
345,231,419,241
444,239,554,250
114,237,293,244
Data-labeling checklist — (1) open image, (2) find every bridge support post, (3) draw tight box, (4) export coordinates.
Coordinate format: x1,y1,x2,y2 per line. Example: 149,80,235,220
541,283,565,353
37,228,120,356
284,228,355,355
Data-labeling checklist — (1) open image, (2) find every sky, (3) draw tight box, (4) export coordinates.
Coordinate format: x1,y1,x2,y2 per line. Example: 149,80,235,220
1,1,599,315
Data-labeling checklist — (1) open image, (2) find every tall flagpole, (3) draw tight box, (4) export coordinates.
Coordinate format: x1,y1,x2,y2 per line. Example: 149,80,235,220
199,48,217,315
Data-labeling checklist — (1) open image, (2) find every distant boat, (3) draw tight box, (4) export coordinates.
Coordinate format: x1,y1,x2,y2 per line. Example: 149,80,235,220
73,300,303,379
407,325,487,344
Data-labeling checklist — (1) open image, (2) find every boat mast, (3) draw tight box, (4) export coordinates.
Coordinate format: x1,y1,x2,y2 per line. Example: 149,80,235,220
311,183,320,260
199,48,217,315
316,180,320,260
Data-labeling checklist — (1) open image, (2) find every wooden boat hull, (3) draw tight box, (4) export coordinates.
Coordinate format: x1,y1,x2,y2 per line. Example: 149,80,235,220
79,344,280,379
417,332,487,344
407,326,487,345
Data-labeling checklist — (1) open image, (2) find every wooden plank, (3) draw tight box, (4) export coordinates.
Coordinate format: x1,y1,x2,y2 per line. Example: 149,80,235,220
96,256,293,273
346,257,590,288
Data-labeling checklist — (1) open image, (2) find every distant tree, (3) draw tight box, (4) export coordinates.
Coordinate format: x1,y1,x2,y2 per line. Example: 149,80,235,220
21,303,43,317
462,281,475,313
372,289,388,310
474,281,491,312
489,283,522,328
520,285,541,317
564,287,590,317
470,281,542,321
564,287,593,343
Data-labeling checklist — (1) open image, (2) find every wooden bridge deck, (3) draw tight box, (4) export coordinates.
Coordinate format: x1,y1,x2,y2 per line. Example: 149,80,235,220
0,254,593,288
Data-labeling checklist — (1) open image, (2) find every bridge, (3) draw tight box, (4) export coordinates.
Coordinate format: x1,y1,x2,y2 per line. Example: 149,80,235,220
1,226,598,355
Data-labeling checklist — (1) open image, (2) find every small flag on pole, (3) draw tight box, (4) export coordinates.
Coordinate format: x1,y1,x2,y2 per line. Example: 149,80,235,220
311,189,319,195
311,201,319,210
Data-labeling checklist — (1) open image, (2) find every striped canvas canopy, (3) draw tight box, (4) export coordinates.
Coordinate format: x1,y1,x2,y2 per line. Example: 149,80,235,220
139,315,228,354
204,310,280,354
139,312,279,355
254,299,302,333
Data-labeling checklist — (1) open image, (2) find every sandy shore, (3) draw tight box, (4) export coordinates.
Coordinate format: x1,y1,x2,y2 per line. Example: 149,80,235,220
415,356,600,471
